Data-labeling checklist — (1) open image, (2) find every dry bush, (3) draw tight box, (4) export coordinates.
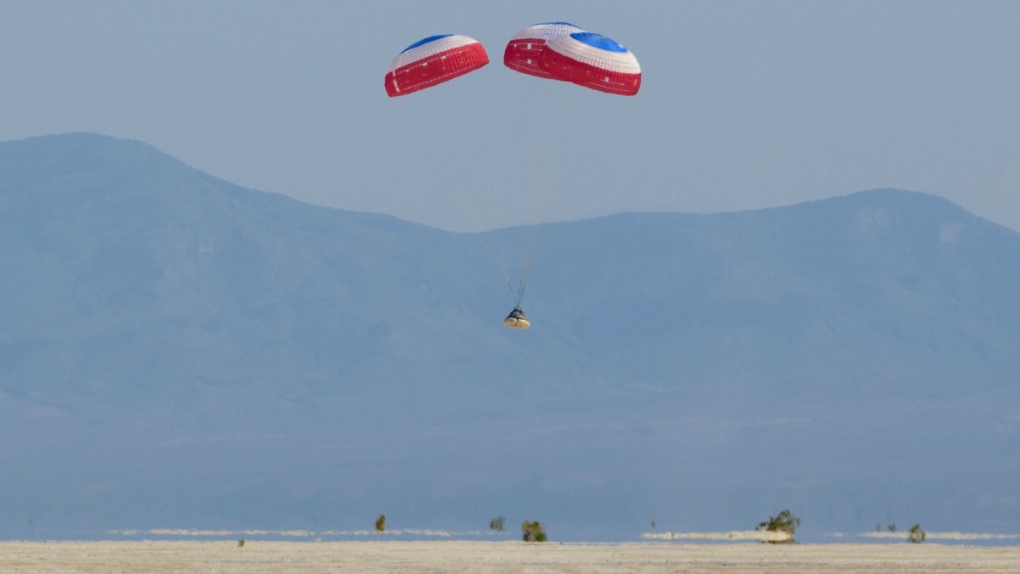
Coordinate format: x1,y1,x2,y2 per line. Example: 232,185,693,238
490,516,506,532
757,509,800,543
521,520,547,542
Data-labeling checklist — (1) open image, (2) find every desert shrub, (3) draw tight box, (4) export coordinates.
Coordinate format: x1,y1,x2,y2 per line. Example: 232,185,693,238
375,514,386,533
908,523,926,543
237,538,245,548
521,520,547,542
757,509,800,543
490,516,506,532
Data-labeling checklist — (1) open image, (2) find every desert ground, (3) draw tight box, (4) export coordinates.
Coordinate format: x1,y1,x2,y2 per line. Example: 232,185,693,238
1,541,1018,573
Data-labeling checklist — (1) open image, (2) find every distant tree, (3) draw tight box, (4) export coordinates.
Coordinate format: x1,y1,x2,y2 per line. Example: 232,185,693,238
521,520,547,542
375,514,386,533
908,524,926,543
490,516,506,532
887,523,897,533
237,538,245,548
757,509,800,543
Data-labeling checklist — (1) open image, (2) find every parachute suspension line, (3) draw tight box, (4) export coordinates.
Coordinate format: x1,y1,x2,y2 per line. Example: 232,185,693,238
507,275,526,307
511,239,533,307
507,277,519,306
519,255,533,284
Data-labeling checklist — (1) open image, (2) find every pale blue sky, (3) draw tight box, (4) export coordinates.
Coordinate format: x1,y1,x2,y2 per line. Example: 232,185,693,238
3,1,1018,232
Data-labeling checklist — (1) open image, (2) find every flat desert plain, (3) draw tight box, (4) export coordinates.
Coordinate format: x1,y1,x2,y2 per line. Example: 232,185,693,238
1,541,1018,573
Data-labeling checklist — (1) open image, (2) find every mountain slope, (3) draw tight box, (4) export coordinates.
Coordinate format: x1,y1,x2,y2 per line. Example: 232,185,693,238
530,190,1020,398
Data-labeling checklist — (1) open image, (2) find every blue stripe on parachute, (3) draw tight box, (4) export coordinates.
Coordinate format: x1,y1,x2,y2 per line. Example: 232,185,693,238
570,32,628,53
401,34,453,54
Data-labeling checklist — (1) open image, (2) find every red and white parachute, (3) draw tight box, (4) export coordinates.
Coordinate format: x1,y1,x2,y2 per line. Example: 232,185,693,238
538,32,641,96
385,34,489,97
503,22,584,81
503,23,641,96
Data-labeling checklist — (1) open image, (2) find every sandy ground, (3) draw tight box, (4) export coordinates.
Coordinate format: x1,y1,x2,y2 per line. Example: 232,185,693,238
1,541,1018,573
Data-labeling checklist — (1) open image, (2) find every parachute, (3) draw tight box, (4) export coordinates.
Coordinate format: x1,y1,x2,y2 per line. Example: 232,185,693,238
538,32,641,96
503,22,584,80
385,34,489,97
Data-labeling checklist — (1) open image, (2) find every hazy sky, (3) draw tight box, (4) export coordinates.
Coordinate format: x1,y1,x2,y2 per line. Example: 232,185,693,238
3,1,1018,232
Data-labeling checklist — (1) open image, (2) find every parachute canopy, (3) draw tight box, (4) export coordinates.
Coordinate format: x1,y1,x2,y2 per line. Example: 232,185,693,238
539,32,641,96
503,22,584,80
503,307,530,330
385,34,489,97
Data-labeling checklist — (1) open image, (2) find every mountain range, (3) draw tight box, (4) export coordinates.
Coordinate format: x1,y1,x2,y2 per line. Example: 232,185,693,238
1,133,1017,540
